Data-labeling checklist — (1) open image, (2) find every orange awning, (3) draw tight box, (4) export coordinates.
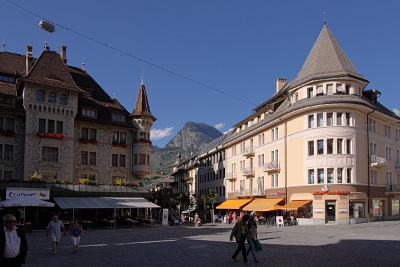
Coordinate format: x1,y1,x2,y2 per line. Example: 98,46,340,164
242,198,284,212
280,200,312,210
215,199,252,210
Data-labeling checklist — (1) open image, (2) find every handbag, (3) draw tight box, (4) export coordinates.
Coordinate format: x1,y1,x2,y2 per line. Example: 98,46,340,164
254,239,262,252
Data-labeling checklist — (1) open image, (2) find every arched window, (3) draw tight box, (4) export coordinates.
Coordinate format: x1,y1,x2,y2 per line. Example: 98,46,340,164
37,90,44,101
48,92,56,103
59,94,67,105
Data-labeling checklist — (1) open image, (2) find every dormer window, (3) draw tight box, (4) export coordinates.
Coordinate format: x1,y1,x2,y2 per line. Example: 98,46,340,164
48,92,56,103
0,75,14,83
37,90,44,101
316,85,323,96
112,113,125,122
59,94,67,105
82,108,96,118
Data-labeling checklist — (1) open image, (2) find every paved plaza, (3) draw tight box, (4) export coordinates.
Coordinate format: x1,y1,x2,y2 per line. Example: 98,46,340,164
24,220,400,267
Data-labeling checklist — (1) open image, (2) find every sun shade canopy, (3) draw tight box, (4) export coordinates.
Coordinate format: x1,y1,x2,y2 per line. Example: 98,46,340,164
242,198,284,211
53,197,160,209
215,199,252,209
280,200,312,210
0,198,55,207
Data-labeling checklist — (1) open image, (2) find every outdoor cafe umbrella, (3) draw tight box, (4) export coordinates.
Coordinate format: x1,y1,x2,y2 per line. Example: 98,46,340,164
0,198,55,223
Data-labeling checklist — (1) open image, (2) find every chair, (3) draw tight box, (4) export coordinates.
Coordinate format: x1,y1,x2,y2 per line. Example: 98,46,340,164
24,222,33,234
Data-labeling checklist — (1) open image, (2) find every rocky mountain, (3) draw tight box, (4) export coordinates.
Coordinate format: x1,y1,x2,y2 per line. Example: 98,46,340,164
150,121,223,175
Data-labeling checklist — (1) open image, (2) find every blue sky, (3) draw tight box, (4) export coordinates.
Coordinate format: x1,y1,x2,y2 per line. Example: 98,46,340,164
2,0,400,147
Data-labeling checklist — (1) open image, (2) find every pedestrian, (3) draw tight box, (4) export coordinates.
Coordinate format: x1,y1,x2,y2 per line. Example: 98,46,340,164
46,215,66,255
228,212,233,224
70,219,83,253
246,217,259,263
194,213,199,227
0,214,28,267
230,214,250,264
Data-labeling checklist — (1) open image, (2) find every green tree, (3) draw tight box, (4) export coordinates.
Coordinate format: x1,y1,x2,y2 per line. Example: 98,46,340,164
207,188,219,223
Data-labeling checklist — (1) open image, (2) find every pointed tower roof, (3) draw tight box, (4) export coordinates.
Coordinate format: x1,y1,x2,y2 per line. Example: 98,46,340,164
130,79,157,121
287,23,368,90
18,50,83,92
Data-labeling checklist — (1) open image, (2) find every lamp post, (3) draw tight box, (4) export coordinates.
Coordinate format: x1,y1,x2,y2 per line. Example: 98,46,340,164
201,194,206,221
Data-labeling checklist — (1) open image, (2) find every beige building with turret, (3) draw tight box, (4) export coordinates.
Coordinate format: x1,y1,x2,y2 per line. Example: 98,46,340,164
173,23,400,224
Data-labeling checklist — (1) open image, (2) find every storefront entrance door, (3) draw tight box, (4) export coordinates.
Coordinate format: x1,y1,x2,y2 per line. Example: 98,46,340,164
325,201,336,223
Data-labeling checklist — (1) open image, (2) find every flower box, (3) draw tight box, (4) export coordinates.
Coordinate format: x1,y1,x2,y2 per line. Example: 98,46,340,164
0,130,15,137
38,132,64,139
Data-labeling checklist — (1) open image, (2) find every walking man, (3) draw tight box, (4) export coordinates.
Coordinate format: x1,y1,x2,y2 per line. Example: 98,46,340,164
46,215,66,255
0,214,28,266
230,214,250,264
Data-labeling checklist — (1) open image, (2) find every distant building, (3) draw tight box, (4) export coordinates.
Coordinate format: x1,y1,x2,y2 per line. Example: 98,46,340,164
174,23,400,224
0,44,156,184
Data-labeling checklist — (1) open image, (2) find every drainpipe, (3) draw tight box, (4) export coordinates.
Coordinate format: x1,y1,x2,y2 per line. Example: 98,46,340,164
366,108,375,223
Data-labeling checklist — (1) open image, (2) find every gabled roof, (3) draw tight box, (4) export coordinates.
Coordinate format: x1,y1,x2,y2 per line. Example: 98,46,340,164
0,51,29,76
18,50,83,92
286,23,368,90
130,81,157,121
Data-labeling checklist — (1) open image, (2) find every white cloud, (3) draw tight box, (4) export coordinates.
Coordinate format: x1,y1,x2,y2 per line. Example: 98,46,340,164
150,127,174,140
214,123,225,130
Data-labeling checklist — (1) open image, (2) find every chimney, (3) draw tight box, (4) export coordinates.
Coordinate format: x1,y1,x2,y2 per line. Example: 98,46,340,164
276,78,287,93
60,46,67,64
26,45,33,74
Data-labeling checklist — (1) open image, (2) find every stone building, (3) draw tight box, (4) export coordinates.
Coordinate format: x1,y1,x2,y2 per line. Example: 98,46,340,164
0,44,156,185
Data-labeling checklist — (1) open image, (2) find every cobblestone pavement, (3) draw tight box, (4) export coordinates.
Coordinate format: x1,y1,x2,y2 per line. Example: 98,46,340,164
24,221,400,267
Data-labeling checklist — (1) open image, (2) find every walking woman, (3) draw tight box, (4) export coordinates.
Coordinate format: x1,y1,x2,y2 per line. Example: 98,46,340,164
230,214,250,264
70,219,83,253
246,217,258,263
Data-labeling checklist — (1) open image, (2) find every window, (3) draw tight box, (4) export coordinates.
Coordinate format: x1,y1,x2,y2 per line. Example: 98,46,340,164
369,142,377,155
327,139,333,154
308,169,315,184
120,132,127,143
327,84,333,95
271,127,278,141
232,146,236,156
337,168,343,183
139,154,146,165
371,170,378,185
336,112,342,126
258,154,264,167
396,129,400,141
112,154,118,167
386,147,392,161
112,131,126,143
346,168,352,183
39,119,46,133
308,115,314,128
317,113,323,127
257,176,264,193
385,125,391,137
48,92,56,103
56,121,63,134
345,113,350,126
82,109,96,118
369,119,376,132
42,147,58,162
346,139,352,154
271,174,278,188
89,152,96,165
337,139,343,154
317,140,324,154
316,85,323,95
38,119,63,134
4,144,13,161
327,168,334,183
0,117,14,131
37,90,44,101
0,75,14,83
59,94,67,105
258,133,264,146
307,87,314,98
119,155,126,167
327,113,333,126
112,113,125,122
308,141,314,156
81,151,88,165
318,169,324,183
48,120,55,133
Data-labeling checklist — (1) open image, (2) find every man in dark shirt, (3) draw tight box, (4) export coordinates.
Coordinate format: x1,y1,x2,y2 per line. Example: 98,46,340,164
0,214,28,267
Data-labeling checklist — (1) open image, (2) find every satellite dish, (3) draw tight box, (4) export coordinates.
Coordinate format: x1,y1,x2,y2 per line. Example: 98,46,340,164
38,20,55,33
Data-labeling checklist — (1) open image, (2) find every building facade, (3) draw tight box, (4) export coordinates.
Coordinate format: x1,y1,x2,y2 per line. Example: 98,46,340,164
174,23,400,224
0,44,156,185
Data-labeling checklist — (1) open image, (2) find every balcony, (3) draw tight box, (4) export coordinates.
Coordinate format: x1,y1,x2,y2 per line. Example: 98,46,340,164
242,146,255,157
233,188,264,197
385,184,400,193
242,167,255,178
263,161,280,174
225,172,237,181
370,155,387,167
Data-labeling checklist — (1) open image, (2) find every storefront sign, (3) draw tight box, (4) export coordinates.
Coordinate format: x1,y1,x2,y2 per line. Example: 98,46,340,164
314,209,324,213
267,191,286,196
313,190,350,195
339,209,348,213
6,187,50,200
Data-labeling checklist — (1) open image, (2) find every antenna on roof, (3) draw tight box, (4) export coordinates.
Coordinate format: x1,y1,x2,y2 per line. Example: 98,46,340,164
141,72,144,85
1,38,4,52
323,11,327,25
44,41,50,51
81,57,85,70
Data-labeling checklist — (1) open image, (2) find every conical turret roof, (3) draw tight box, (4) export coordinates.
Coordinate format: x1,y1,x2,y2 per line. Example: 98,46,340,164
130,80,157,121
287,23,368,90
